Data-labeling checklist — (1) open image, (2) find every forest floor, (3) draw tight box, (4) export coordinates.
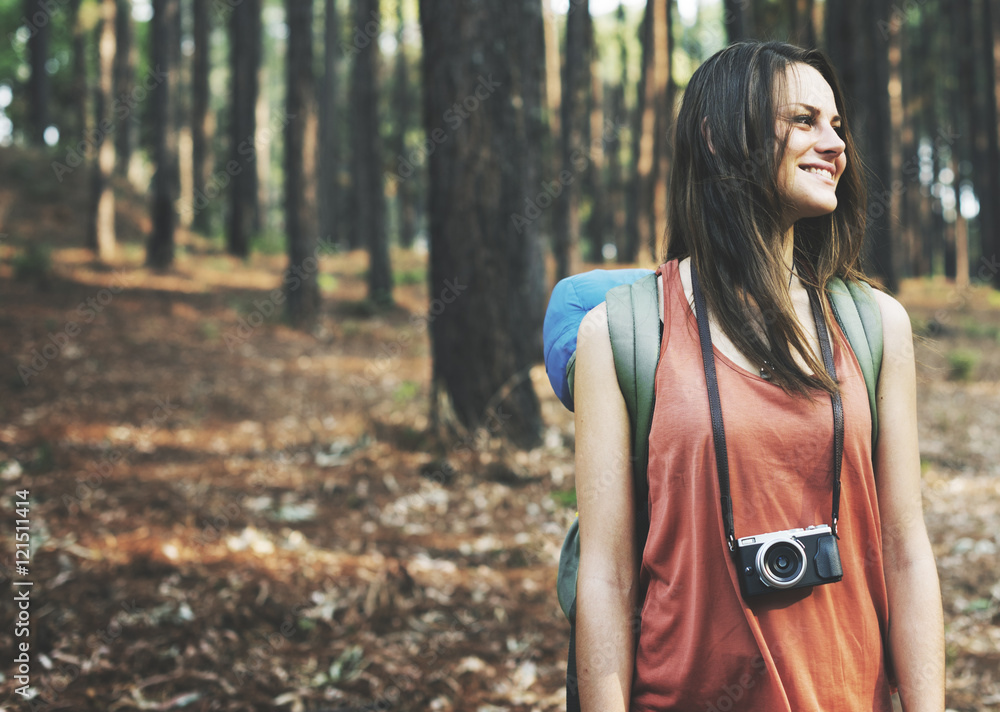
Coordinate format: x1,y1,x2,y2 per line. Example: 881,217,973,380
0,146,999,710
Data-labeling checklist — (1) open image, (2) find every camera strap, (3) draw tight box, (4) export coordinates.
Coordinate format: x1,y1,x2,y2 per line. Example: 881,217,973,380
690,263,845,552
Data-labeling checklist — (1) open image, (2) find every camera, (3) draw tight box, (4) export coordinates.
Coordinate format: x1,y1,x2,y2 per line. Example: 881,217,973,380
735,524,843,598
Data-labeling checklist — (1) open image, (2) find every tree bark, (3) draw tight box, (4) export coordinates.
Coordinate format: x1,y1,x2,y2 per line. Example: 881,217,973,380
542,0,563,256
191,0,213,234
789,0,817,48
825,0,897,291
69,0,89,145
87,0,117,262
954,0,984,284
975,0,1000,287
390,0,416,249
649,0,673,261
887,4,905,282
585,7,605,263
627,0,669,266
723,0,753,43
319,0,342,249
145,0,180,270
350,0,392,304
284,0,321,326
418,0,547,450
624,0,652,263
227,0,261,257
24,0,51,146
113,0,134,179
553,0,589,279
607,4,628,261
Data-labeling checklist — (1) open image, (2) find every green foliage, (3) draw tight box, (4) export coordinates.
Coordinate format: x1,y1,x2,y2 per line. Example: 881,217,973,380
13,243,52,280
393,266,425,286
959,317,1000,341
318,273,338,292
200,321,220,341
328,646,367,685
552,489,577,509
30,440,54,473
392,380,420,403
250,230,286,256
947,349,979,381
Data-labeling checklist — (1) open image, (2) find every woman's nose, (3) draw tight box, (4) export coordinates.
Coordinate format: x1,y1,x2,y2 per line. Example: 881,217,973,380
819,123,846,155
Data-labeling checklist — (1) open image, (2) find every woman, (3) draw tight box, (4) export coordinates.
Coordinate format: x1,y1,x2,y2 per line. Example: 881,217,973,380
572,41,944,711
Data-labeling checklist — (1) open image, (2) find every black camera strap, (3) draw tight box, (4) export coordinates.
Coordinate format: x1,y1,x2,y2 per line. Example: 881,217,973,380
689,263,845,552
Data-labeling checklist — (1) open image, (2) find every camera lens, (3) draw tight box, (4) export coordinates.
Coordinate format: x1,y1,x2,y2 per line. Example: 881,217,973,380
756,538,806,589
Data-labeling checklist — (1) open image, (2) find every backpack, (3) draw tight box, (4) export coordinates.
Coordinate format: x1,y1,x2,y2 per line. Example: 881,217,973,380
542,266,884,710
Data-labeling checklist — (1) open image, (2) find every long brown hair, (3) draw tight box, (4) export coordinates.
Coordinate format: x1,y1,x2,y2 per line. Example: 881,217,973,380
662,40,879,399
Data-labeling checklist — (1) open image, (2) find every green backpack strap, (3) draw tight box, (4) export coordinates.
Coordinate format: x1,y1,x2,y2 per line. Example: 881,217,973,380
826,276,883,449
557,272,662,621
605,272,662,506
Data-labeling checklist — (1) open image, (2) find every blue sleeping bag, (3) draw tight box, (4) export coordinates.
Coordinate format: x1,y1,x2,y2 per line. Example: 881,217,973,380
542,268,654,411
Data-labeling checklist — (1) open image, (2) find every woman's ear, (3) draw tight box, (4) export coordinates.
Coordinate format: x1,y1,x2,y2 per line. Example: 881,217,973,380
701,116,715,155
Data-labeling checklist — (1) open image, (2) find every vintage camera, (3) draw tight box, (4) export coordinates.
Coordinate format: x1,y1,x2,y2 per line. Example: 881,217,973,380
735,524,843,598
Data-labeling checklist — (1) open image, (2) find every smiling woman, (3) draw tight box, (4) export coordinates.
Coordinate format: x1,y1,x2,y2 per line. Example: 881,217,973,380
774,64,848,226
571,40,945,712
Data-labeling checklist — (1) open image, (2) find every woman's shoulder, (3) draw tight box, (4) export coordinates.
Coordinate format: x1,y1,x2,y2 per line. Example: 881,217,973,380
575,301,629,410
577,301,610,351
867,286,914,379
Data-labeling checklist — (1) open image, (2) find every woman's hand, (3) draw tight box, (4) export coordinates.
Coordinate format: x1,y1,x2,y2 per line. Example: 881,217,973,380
574,302,639,712
871,289,946,712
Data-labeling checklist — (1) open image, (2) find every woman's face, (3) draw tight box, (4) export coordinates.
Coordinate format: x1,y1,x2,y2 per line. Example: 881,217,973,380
773,63,847,227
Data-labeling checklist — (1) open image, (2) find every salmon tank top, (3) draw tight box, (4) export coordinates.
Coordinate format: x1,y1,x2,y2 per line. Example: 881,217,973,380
630,259,893,712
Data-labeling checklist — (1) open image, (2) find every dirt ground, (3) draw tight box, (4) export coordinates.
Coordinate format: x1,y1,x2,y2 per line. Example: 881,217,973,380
0,147,998,710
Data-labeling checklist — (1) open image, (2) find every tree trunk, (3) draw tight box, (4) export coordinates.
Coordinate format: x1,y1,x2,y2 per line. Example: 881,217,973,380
390,0,416,249
991,0,1000,287
789,0,817,47
825,0,897,291
585,7,605,263
542,0,563,258
624,0,652,263
191,0,213,234
113,0,135,179
723,0,753,43
350,0,392,304
542,0,562,141
974,0,1000,287
418,0,547,450
553,0,589,279
284,0,321,326
227,0,261,257
607,4,628,261
319,0,342,249
87,0,117,262
146,0,180,270
887,5,905,281
898,3,921,278
628,0,669,266
649,0,673,262
24,0,51,146
69,0,89,144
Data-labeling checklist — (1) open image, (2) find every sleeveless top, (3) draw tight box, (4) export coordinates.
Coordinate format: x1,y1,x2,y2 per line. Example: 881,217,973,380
630,259,893,711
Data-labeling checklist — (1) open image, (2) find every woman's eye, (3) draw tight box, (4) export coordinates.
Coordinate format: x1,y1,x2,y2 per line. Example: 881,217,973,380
794,115,813,125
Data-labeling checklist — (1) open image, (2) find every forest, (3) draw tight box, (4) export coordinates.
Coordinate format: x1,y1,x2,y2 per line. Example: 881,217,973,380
0,0,998,709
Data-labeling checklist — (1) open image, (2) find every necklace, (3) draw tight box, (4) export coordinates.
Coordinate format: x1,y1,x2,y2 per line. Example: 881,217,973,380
759,261,797,380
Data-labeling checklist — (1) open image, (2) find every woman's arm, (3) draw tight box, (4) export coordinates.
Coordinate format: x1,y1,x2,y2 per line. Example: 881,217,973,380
574,302,639,712
871,290,945,712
